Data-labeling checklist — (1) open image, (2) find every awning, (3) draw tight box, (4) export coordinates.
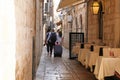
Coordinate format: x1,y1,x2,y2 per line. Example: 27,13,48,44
57,0,85,11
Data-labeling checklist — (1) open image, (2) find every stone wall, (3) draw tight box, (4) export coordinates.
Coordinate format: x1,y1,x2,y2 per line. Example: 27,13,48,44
62,15,69,49
0,0,43,80
62,3,87,48
75,4,87,42
88,1,99,43
15,0,36,80
88,0,120,47
34,0,43,75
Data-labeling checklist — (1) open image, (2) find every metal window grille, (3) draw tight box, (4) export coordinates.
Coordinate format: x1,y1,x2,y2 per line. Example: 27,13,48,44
69,32,84,59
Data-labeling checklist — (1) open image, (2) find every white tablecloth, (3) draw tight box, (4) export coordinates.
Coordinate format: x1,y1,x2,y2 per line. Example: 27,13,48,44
78,49,89,65
115,61,120,75
88,52,99,72
94,57,120,80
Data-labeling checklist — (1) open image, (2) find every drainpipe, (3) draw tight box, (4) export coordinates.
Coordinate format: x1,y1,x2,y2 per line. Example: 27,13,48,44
85,0,90,42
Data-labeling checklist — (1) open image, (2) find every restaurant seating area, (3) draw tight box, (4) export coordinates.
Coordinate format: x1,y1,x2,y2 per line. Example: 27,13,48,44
71,42,120,80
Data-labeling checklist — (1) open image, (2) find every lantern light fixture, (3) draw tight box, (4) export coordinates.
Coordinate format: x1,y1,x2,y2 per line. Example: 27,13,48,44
92,1,100,15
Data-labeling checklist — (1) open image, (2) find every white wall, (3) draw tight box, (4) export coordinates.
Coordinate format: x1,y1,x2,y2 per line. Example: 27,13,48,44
0,0,16,80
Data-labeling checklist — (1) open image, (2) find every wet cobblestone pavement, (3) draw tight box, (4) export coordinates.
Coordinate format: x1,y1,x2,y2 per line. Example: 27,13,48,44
35,46,97,80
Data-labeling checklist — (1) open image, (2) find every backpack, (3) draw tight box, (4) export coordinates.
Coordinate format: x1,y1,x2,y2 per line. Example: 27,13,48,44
48,32,57,44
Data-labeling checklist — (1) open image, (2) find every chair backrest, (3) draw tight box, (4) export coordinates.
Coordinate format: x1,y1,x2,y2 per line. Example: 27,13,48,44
90,45,94,51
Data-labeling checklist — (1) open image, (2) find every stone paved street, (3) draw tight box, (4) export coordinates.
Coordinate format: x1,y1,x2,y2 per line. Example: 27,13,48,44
35,46,97,80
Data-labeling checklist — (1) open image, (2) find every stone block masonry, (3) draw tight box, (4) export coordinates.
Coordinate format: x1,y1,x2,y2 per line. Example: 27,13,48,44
15,0,36,80
0,0,43,80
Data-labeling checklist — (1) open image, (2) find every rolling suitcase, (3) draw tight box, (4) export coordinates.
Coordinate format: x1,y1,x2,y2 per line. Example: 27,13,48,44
54,45,62,57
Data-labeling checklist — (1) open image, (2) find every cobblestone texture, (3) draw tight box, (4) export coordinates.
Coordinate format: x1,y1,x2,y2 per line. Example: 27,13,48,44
35,46,97,80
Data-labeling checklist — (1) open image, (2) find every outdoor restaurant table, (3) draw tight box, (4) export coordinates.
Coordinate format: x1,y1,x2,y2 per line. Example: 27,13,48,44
78,49,90,65
115,60,120,75
84,51,90,68
88,52,99,72
94,56,120,80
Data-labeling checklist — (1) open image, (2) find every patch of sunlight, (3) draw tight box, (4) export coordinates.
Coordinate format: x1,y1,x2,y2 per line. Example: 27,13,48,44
0,0,16,80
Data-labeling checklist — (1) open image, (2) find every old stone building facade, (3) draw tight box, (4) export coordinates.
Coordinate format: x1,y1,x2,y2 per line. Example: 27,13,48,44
59,0,120,48
0,0,44,80
61,1,87,48
88,0,120,47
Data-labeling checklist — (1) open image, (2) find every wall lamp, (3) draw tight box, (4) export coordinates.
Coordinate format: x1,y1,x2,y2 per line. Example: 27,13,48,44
92,0,100,14
92,0,104,15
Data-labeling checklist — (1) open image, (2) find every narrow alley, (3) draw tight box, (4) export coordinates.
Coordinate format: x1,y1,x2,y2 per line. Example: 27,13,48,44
35,46,97,80
1,0,120,80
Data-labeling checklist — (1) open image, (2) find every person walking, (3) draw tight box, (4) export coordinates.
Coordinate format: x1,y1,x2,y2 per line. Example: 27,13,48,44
48,29,57,57
45,28,51,55
45,28,57,57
